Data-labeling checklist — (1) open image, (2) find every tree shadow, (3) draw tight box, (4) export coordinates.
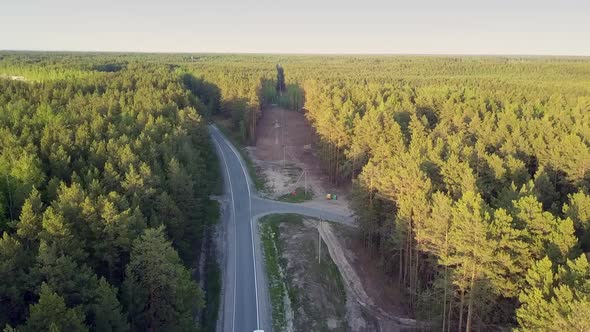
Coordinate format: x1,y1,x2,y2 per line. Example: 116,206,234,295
259,79,304,111
180,73,221,117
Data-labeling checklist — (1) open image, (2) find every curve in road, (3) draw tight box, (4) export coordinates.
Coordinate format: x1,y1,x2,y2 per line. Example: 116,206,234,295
210,125,353,332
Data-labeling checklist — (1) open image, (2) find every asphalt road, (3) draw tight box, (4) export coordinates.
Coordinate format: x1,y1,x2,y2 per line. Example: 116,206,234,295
210,125,353,332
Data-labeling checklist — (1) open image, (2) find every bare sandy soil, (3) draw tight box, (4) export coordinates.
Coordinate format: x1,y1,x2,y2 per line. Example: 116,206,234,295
279,218,349,331
278,217,418,331
252,107,417,331
250,106,351,214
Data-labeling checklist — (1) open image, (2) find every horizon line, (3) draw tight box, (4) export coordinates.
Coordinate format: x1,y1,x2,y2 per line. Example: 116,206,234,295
1,49,590,58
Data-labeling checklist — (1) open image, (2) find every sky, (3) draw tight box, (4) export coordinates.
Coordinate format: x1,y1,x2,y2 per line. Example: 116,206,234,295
1,0,589,55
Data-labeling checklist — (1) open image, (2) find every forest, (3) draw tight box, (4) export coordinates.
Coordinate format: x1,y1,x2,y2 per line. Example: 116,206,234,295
179,54,590,331
0,54,220,331
304,76,590,331
1,52,590,331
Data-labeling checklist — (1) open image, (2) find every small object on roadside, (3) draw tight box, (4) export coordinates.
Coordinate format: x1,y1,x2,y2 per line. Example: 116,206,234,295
292,191,297,195
332,194,337,200
326,193,332,200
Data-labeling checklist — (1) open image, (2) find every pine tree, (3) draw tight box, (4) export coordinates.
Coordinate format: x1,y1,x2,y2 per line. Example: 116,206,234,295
123,227,203,331
40,207,86,261
441,154,477,200
563,191,590,251
35,243,97,308
16,188,44,247
0,233,34,326
90,278,129,332
414,192,453,330
164,158,201,263
23,283,89,332
516,255,590,331
97,199,146,282
513,194,577,264
447,191,497,331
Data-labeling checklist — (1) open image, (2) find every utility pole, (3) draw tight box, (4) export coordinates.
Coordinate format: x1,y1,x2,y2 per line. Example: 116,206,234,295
282,145,286,169
304,169,307,196
318,219,322,265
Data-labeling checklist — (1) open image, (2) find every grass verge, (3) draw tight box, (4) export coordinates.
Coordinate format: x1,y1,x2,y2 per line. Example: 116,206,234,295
202,258,221,332
260,214,348,331
260,214,301,331
295,225,348,331
205,200,220,226
212,117,268,193
278,187,314,203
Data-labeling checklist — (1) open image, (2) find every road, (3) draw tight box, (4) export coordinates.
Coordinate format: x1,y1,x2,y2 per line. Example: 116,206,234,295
209,125,353,332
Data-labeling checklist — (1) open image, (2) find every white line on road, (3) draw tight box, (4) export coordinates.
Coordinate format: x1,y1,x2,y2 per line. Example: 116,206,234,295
212,135,237,332
212,126,260,330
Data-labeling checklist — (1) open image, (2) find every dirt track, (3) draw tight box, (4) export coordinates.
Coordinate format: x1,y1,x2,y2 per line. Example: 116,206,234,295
319,222,419,331
252,107,417,331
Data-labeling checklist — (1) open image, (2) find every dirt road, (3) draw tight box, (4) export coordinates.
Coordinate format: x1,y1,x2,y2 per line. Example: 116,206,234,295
319,222,419,331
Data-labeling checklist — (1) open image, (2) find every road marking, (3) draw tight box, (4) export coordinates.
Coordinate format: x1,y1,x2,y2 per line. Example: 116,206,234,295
211,133,237,332
212,126,260,330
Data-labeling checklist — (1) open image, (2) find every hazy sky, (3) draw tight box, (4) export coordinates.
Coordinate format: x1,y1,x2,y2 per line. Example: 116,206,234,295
1,0,589,55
